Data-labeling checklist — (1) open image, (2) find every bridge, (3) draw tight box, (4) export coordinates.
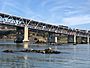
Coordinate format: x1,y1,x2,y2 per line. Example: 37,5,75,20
0,13,90,48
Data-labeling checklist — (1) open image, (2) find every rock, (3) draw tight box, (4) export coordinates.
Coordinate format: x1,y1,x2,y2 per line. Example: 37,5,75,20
3,48,61,54
19,49,31,52
3,50,14,53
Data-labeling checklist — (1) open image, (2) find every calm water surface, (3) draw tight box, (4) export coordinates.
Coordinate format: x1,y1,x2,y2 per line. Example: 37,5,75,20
0,41,90,68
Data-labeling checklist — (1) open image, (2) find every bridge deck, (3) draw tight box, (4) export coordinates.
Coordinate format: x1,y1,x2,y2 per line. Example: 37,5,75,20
0,13,89,37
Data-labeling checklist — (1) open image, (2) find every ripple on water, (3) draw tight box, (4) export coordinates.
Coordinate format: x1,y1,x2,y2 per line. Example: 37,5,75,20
0,43,90,68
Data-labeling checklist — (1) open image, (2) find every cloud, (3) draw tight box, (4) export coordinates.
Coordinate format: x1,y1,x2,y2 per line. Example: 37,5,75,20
63,15,90,26
38,0,90,26
41,0,56,7
41,0,49,7
0,0,40,19
0,0,24,14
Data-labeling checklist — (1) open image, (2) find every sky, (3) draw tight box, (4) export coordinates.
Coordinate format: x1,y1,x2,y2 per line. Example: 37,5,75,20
0,0,90,27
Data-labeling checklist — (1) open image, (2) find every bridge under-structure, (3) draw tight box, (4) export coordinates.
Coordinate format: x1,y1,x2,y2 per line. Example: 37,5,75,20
0,13,90,48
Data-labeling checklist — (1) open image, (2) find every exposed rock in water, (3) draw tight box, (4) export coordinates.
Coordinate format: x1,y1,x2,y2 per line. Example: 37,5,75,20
2,48,61,54
3,50,14,53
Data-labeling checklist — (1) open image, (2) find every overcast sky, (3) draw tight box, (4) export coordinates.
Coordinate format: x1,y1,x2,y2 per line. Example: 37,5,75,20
0,0,90,26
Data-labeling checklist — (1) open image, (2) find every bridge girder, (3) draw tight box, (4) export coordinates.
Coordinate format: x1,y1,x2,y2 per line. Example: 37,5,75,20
0,13,90,37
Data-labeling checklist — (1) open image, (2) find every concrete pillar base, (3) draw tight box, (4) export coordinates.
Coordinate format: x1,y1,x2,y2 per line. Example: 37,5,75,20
23,40,29,42
23,24,29,49
23,41,29,49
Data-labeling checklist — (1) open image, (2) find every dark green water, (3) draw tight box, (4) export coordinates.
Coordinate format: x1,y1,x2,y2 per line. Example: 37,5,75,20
0,41,90,68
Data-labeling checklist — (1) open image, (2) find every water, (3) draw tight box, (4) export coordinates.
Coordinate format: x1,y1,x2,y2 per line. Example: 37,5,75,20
0,41,90,68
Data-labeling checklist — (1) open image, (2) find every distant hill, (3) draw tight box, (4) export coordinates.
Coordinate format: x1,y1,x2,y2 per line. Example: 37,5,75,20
69,23,90,30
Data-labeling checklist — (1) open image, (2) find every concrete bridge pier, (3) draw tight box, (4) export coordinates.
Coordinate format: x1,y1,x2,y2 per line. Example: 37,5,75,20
23,24,29,49
74,34,76,44
87,36,89,44
23,20,31,49
23,24,29,42
55,36,58,43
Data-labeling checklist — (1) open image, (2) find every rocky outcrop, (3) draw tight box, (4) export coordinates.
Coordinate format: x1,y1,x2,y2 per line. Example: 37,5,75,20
3,48,61,54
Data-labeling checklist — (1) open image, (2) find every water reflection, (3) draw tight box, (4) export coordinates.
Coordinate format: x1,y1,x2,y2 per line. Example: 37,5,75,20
23,54,28,68
87,44,90,55
54,46,58,51
23,42,28,49
73,45,76,61
73,45,76,68
0,42,90,68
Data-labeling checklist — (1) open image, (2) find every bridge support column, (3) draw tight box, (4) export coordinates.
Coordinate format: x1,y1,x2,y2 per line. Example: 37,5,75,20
74,34,76,44
55,36,57,43
23,24,29,49
87,36,89,44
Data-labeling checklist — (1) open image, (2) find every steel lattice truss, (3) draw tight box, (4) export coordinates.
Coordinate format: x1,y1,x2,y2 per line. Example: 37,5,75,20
0,13,89,37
